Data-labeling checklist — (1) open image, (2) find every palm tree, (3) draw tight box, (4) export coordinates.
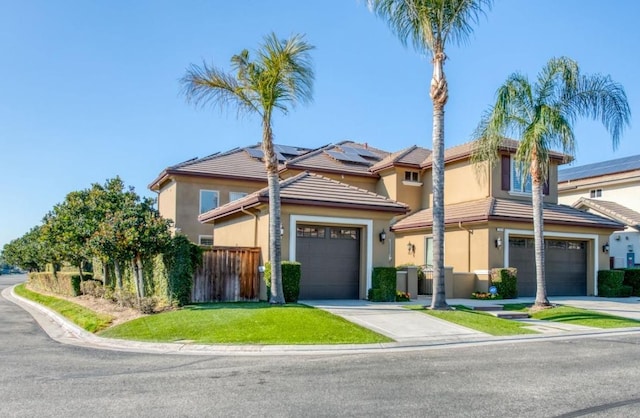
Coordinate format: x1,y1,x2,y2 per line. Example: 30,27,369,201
472,56,630,307
368,0,493,309
181,33,315,304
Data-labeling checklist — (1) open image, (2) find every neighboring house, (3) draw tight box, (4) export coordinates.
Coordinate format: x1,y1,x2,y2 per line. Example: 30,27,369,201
558,155,640,268
152,139,623,300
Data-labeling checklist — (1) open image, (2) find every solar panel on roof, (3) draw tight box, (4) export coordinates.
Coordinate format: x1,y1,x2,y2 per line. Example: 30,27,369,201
559,155,640,182
340,145,381,159
245,148,264,159
275,144,304,156
326,150,370,164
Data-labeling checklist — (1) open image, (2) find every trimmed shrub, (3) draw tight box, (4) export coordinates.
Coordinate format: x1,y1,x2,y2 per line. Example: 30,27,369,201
368,267,396,302
490,268,518,299
28,272,85,297
619,269,640,296
80,279,106,298
264,261,302,303
598,270,626,297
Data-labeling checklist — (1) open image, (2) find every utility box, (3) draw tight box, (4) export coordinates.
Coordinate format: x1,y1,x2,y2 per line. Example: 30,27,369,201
627,252,635,268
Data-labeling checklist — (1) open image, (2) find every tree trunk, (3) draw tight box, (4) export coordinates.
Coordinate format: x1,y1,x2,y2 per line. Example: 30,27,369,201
132,257,145,299
262,114,285,304
531,158,550,307
114,259,123,290
429,51,449,310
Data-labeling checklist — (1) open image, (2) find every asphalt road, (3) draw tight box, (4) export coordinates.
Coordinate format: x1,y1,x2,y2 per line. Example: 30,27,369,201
2,274,640,417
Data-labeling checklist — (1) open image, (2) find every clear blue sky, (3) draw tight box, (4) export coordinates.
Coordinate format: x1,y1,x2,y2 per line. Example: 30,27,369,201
1,0,638,250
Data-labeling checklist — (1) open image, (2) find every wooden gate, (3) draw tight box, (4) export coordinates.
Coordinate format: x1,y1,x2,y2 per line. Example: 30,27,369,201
192,247,261,302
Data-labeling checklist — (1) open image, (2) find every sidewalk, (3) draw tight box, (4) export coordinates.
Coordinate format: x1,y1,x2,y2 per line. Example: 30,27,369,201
4,285,640,356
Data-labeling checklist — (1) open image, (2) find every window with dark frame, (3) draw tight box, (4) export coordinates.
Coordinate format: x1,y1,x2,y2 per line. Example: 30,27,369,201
590,189,602,198
404,171,419,182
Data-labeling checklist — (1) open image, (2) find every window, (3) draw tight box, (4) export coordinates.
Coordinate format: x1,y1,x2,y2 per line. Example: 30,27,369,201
199,235,213,246
511,159,532,194
330,227,358,240
425,237,433,267
404,171,419,182
199,190,219,214
502,155,549,195
590,189,602,198
230,191,247,202
296,225,326,238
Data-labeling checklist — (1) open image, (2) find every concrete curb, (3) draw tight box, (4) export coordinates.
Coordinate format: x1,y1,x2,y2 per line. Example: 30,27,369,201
4,284,640,356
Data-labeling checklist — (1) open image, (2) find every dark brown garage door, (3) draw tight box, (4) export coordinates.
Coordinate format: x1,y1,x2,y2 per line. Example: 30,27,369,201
295,225,360,299
509,238,587,297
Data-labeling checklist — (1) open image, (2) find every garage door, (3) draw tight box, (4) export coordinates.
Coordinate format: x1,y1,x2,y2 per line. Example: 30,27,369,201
509,238,587,297
295,225,360,299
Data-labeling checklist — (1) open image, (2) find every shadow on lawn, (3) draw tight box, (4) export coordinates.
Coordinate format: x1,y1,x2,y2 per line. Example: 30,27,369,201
182,302,313,311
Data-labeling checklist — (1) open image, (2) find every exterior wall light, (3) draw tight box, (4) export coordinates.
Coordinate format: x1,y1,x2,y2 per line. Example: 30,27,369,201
379,229,386,243
602,243,610,253
407,242,415,255
495,237,502,248
280,226,284,237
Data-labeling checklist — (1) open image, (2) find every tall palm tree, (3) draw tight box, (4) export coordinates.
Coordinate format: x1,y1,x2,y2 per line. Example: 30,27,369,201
472,56,630,307
368,0,493,309
181,33,315,304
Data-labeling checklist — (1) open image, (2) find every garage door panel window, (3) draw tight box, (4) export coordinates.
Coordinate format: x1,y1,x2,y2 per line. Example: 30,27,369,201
297,226,326,238
330,228,358,240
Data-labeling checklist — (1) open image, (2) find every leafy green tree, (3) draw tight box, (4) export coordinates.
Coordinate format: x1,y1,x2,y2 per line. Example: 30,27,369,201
181,32,315,304
472,57,630,307
2,226,48,272
368,0,493,309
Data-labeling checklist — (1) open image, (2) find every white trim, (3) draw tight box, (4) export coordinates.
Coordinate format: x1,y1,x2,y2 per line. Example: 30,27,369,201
503,229,599,296
289,215,373,294
199,189,219,214
402,180,423,187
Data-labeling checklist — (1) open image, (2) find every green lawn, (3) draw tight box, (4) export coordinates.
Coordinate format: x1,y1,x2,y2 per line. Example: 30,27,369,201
407,305,538,336
502,304,640,329
100,302,393,345
14,284,113,333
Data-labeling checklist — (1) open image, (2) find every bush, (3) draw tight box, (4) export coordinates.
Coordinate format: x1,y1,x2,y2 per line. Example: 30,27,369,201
598,270,626,297
490,268,517,299
264,261,301,303
368,267,396,302
28,272,86,297
618,269,640,296
395,290,411,302
80,279,106,298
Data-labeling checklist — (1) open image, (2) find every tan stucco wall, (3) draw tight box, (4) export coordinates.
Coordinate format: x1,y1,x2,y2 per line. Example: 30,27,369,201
161,175,265,244
444,160,489,205
157,180,177,226
376,168,422,213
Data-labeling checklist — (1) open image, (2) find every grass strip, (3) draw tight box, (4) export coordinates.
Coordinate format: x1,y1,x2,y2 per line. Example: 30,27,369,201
14,283,113,333
407,304,538,336
502,304,640,329
100,302,393,345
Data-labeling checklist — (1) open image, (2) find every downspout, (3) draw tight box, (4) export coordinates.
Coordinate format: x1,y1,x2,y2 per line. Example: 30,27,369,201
240,206,259,247
459,221,473,272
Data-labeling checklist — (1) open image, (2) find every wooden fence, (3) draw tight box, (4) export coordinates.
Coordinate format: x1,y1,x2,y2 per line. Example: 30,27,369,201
191,247,261,302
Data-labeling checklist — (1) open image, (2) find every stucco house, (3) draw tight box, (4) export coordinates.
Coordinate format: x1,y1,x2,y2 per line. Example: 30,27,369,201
151,139,623,300
558,154,640,268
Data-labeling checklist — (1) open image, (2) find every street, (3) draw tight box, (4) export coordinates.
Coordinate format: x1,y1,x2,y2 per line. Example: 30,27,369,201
2,274,640,417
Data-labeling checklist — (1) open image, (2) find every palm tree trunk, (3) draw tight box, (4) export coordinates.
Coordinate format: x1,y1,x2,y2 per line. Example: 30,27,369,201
531,158,550,307
263,114,285,304
430,51,449,310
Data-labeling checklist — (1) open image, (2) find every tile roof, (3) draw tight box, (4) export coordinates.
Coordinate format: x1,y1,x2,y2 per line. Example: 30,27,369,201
149,143,310,189
199,171,410,223
283,141,390,177
391,197,623,231
420,139,570,168
558,154,640,182
370,145,431,173
572,198,640,229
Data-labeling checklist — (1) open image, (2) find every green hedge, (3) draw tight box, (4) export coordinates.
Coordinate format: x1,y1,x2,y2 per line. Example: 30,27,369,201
598,270,626,297
264,261,301,303
615,268,640,296
490,268,518,299
28,272,91,297
163,235,202,306
368,267,396,302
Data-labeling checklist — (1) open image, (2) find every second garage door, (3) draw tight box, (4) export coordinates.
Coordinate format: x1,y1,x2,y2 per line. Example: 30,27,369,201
295,225,360,299
509,238,587,297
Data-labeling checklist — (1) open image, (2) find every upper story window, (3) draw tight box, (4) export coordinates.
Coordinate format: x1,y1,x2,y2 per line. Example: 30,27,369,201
404,171,419,182
199,235,213,246
199,190,219,214
229,191,248,202
590,189,602,198
501,155,549,195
